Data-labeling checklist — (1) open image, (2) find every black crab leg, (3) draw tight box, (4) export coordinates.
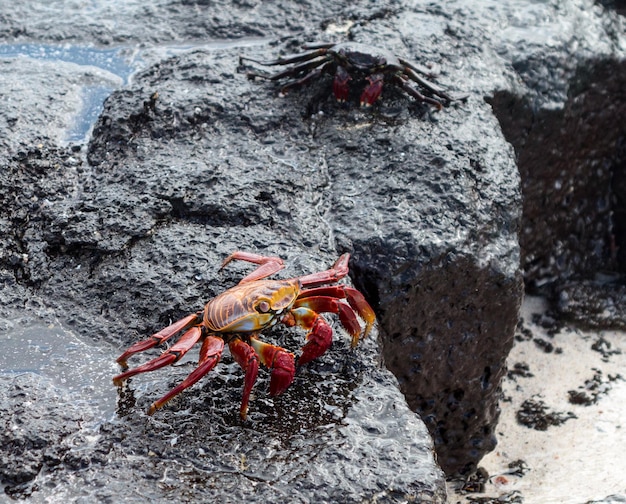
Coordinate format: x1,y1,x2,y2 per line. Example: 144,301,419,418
302,42,336,50
278,65,331,95
400,63,459,103
243,55,333,83
395,75,445,110
398,57,438,79
240,48,329,68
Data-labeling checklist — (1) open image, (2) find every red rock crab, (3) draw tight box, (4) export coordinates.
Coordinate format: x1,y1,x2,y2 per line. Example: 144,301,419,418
113,252,375,419
240,41,460,109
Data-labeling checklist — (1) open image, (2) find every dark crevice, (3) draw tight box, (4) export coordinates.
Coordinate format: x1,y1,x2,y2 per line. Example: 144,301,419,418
488,57,626,328
162,195,275,228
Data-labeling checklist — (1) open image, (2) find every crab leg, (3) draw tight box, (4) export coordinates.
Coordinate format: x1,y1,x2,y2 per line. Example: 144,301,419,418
113,325,205,386
397,77,444,110
228,337,260,420
296,253,350,289
302,43,336,51
245,58,328,82
278,65,328,95
297,286,376,342
147,335,224,415
399,66,455,102
245,58,334,96
221,251,285,284
116,312,202,368
398,58,438,79
250,337,296,396
240,48,328,67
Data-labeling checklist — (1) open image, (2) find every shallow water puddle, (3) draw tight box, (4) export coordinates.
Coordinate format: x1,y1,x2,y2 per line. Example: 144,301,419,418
0,43,136,143
0,311,119,423
0,38,268,143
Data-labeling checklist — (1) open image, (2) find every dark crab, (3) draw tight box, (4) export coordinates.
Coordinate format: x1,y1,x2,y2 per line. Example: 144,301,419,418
240,42,460,109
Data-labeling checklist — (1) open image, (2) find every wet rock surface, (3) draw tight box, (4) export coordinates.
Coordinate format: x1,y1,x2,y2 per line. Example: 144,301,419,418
1,0,624,501
0,143,449,500
2,311,446,502
0,374,84,498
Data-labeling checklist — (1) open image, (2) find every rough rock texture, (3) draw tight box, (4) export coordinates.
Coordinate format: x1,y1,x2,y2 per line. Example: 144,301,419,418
0,110,449,499
0,375,84,494
1,307,445,502
2,0,623,500
1,0,526,488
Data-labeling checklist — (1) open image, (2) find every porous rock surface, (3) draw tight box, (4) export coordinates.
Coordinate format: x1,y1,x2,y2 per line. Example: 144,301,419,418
2,0,623,501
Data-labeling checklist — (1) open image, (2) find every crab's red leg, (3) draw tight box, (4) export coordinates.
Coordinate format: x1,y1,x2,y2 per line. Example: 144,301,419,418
147,335,224,415
249,337,295,396
282,307,334,366
228,337,260,420
113,326,205,386
296,286,376,343
360,73,384,106
116,312,202,367
220,251,285,284
296,253,350,289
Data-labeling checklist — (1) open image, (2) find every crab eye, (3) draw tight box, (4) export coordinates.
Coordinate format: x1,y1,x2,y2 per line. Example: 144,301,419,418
256,300,271,313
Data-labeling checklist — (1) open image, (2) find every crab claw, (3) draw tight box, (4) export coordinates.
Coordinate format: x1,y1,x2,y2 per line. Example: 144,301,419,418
250,337,296,396
300,316,333,366
284,307,334,366
294,286,376,347
333,65,351,102
360,73,384,106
